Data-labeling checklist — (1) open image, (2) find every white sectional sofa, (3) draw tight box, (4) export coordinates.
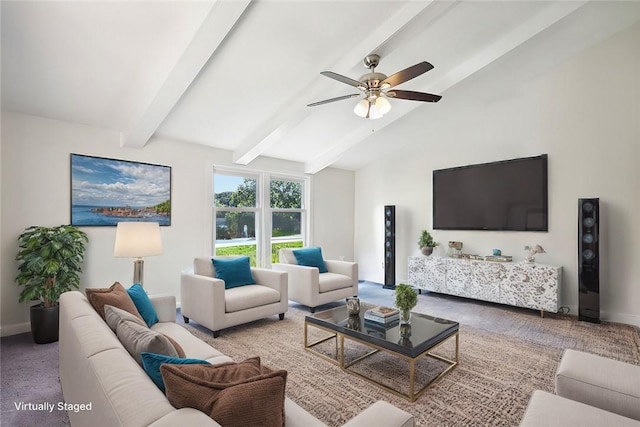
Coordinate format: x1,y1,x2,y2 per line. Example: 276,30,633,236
59,291,414,427
520,349,640,426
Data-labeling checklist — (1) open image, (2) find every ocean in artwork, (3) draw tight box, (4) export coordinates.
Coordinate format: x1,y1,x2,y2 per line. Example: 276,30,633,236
71,205,170,226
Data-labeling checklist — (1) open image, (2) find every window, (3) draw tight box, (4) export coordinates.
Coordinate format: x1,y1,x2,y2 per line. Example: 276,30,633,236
270,178,304,263
214,173,259,265
214,169,308,266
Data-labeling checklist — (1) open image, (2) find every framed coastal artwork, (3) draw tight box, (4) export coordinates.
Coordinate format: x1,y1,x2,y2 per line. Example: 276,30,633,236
70,154,171,226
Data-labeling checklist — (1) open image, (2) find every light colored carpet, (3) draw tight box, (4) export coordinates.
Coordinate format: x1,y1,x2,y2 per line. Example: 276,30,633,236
184,292,640,427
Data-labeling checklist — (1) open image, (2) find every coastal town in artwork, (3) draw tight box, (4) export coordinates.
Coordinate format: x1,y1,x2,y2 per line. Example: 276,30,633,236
90,201,170,220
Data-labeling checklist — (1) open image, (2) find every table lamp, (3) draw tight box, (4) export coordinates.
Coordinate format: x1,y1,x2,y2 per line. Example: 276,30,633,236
114,222,162,287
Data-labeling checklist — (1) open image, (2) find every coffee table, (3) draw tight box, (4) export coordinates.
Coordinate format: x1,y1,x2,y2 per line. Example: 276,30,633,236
304,304,459,402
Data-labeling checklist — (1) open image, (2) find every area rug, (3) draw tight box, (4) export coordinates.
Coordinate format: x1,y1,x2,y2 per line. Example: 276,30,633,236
183,298,640,427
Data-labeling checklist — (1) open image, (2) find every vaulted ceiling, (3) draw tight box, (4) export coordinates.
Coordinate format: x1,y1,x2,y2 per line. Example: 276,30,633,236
3,1,640,173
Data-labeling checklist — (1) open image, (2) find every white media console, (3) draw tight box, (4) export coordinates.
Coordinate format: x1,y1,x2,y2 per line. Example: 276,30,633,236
408,256,561,316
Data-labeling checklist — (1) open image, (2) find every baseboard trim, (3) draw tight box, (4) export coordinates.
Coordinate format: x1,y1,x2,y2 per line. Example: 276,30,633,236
563,305,640,327
0,322,31,337
601,311,640,328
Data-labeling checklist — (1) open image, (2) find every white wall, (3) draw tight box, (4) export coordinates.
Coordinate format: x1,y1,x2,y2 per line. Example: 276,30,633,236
311,168,355,261
0,112,354,335
355,23,640,326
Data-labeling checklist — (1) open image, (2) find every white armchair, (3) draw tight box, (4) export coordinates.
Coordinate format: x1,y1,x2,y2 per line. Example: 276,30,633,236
180,257,288,338
272,248,358,313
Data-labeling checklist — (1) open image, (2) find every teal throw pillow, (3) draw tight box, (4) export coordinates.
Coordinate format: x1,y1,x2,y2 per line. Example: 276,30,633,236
292,247,328,273
212,257,256,289
127,284,159,327
141,352,211,392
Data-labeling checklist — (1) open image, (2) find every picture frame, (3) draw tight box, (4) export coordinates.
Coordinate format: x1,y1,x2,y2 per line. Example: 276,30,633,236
70,153,171,226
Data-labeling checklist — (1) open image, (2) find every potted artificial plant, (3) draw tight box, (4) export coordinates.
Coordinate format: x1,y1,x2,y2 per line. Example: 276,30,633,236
394,283,418,324
16,225,88,343
418,229,438,256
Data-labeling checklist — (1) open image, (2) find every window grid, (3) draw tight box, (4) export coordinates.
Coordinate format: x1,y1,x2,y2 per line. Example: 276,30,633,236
213,169,308,267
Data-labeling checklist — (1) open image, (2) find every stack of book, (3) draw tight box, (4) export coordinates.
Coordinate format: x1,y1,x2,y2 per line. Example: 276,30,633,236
363,306,399,324
364,318,399,338
484,255,513,262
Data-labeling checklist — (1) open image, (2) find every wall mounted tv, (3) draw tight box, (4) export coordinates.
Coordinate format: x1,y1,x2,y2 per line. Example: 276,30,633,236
433,154,548,231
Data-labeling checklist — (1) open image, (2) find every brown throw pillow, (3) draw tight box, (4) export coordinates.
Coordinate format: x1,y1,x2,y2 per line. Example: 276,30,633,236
161,357,286,427
85,282,142,321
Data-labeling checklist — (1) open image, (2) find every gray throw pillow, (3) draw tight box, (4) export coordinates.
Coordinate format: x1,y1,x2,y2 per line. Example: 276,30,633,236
104,304,147,332
116,319,179,365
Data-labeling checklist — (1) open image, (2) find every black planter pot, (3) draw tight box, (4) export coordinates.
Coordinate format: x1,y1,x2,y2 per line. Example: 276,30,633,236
30,304,59,344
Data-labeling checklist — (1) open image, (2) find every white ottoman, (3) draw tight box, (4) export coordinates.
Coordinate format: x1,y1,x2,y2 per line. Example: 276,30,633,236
555,349,640,421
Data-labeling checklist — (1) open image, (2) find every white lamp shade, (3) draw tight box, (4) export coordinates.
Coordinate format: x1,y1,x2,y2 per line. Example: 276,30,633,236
368,102,382,120
353,99,369,117
375,96,391,114
114,222,162,258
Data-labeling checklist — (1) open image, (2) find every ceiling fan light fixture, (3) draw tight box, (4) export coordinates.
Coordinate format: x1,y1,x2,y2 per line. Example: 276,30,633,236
353,99,369,118
316,54,440,118
375,96,391,115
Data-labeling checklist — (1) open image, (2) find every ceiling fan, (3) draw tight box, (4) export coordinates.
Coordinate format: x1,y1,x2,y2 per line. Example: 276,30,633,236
308,54,442,120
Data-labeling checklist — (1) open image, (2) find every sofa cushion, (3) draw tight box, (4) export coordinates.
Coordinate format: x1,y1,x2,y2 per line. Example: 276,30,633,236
224,285,281,313
117,319,180,365
85,282,143,321
292,247,328,273
161,357,286,427
212,257,256,289
520,390,640,427
151,322,233,365
556,349,640,421
284,399,327,427
141,352,211,393
318,272,354,293
127,284,159,327
342,400,415,427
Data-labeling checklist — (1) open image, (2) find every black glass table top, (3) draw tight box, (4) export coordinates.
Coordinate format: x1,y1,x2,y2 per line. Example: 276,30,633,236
306,304,459,358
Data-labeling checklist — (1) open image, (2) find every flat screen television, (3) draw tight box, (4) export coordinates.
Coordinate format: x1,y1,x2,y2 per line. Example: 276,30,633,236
433,154,548,231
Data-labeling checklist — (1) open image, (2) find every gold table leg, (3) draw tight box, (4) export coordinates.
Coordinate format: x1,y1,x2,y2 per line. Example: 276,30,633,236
409,359,416,400
304,321,307,348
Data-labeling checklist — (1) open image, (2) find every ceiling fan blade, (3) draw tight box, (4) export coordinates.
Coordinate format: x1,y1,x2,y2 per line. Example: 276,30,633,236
381,62,434,88
386,90,442,103
307,93,361,107
320,71,364,89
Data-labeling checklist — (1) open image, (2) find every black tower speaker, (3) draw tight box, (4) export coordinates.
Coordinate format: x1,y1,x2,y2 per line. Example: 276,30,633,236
383,205,396,290
578,198,600,323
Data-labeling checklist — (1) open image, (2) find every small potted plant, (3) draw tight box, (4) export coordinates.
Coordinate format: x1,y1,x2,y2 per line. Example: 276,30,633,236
418,230,439,256
394,283,418,324
16,225,88,343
